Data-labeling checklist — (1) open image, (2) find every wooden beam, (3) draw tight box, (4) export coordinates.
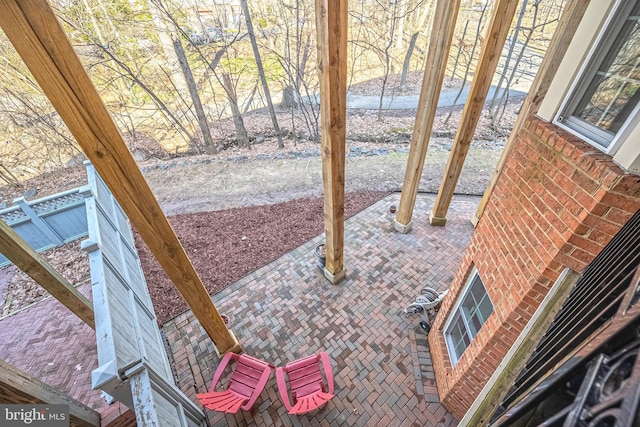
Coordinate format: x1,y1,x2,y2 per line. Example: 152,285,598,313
430,0,520,226
395,0,461,233
459,270,580,426
0,359,101,427
316,0,348,283
0,0,239,354
0,219,94,329
471,0,592,227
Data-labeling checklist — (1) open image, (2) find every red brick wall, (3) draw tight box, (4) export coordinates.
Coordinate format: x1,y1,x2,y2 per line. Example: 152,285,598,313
428,116,640,419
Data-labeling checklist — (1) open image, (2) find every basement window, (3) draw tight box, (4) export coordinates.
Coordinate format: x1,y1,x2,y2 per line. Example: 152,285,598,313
556,0,640,154
444,268,494,366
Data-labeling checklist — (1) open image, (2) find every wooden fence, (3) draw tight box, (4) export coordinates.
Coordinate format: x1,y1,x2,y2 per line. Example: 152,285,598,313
0,188,88,267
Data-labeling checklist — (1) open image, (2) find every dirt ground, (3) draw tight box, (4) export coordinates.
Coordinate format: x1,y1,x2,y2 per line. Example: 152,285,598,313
136,101,513,214
144,139,501,216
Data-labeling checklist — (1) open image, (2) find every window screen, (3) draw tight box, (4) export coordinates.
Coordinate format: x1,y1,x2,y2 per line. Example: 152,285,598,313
444,269,494,365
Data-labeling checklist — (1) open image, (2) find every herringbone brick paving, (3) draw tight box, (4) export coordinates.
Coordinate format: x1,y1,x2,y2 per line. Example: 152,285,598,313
0,283,106,411
164,194,477,426
0,193,476,425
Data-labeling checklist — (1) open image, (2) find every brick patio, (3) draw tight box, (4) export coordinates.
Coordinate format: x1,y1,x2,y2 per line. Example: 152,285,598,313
0,193,477,426
0,282,105,411
163,193,477,426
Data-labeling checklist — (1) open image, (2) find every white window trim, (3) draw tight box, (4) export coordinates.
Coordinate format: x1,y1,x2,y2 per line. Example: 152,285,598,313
554,0,640,156
443,267,493,367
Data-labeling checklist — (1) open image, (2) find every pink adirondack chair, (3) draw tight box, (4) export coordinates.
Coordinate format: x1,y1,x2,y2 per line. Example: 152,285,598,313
276,352,335,415
197,352,273,414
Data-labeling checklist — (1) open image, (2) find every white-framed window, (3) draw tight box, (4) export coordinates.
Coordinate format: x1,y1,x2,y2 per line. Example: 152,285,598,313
556,0,640,154
443,268,494,366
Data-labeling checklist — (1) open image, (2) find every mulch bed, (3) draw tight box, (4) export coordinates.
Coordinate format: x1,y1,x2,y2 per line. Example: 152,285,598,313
0,245,90,315
136,191,389,324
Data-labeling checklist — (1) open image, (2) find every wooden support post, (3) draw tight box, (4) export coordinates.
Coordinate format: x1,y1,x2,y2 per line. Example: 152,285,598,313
316,0,348,283
470,0,591,227
395,0,461,234
0,359,101,427
0,219,95,329
0,0,239,354
459,270,579,426
430,0,520,226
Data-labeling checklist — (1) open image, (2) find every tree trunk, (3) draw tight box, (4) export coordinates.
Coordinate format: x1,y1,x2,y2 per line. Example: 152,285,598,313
394,0,407,50
80,0,128,94
196,47,228,90
443,2,489,125
172,36,216,153
97,44,192,142
400,0,432,90
147,0,188,93
281,85,299,109
222,73,250,148
449,18,471,82
489,0,529,122
243,82,259,113
239,0,283,148
378,0,400,120
296,33,311,89
400,32,419,91
496,0,541,125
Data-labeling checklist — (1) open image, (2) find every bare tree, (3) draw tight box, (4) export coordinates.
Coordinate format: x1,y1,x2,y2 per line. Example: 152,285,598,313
172,35,217,153
148,0,218,153
0,38,81,175
90,42,194,142
146,0,189,93
490,0,553,125
222,73,250,148
239,0,284,148
55,0,198,152
443,1,490,125
266,0,319,142
400,0,432,91
488,0,530,123
150,0,257,148
377,0,401,119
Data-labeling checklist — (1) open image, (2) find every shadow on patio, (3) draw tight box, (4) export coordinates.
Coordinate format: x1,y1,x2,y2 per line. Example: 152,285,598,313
164,193,476,426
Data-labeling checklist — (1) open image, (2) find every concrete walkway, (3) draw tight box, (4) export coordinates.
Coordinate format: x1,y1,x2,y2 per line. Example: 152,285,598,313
312,85,527,110
164,193,478,426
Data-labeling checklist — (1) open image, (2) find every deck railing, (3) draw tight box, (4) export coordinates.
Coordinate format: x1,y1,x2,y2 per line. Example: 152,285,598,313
0,188,88,267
